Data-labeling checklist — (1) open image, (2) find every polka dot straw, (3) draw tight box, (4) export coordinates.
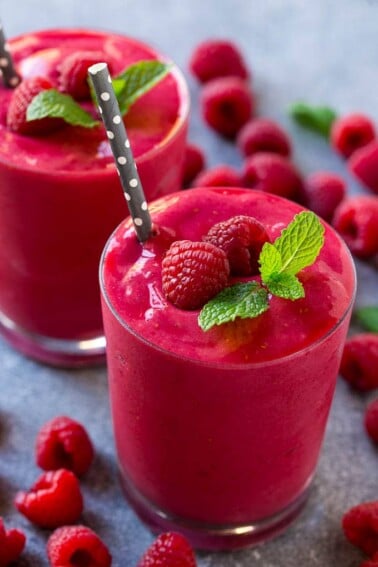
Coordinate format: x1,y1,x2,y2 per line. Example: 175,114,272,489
0,22,21,88
88,62,152,243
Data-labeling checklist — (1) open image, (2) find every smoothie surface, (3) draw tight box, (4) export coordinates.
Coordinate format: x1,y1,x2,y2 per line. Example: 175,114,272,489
0,29,186,172
102,188,355,364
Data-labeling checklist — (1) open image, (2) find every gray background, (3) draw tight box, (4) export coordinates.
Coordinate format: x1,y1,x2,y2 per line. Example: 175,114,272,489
0,1,377,566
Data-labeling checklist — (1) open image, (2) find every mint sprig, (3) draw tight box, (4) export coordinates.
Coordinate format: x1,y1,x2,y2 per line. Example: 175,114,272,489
289,102,337,138
27,90,99,128
198,211,325,331
354,306,378,333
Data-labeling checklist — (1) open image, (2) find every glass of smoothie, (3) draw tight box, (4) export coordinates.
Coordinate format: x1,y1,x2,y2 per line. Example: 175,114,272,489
0,28,189,366
100,187,356,550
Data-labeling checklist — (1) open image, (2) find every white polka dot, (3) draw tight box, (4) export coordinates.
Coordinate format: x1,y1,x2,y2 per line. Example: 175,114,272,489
98,106,103,114
124,139,130,148
108,74,112,83
0,58,9,67
117,156,127,165
134,218,143,226
89,62,107,75
100,92,110,101
9,76,20,86
113,115,121,124
129,178,138,188
107,130,114,140
141,201,148,211
124,192,131,200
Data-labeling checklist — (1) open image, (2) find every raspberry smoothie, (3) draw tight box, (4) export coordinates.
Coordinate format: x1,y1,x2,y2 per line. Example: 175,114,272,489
100,187,356,549
0,28,189,366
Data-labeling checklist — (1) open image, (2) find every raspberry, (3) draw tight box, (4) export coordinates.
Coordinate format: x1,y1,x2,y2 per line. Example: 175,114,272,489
201,76,254,138
189,39,249,83
182,143,206,187
0,518,26,567
332,196,378,259
237,118,292,158
339,333,378,391
242,152,303,200
331,113,376,159
361,555,378,567
162,240,229,310
192,164,242,188
365,398,378,444
6,76,61,135
342,500,378,557
203,215,270,276
59,51,111,100
15,469,83,528
35,415,94,477
47,525,112,567
349,141,378,195
137,532,196,567
301,171,346,222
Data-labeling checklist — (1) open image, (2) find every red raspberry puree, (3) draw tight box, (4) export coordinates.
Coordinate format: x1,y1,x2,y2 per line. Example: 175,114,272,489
101,187,356,549
0,29,188,364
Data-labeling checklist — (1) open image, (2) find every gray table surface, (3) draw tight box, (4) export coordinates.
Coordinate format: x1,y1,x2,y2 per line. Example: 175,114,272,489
0,1,377,565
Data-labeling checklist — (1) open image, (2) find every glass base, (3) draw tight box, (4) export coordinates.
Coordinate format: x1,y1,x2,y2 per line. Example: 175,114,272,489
119,469,313,551
0,309,106,368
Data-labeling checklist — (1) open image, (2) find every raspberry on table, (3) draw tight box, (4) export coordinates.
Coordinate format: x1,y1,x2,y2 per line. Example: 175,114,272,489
349,141,378,195
137,532,197,567
200,76,254,138
35,415,94,477
332,196,378,259
189,39,249,83
6,76,62,135
331,113,376,159
59,51,112,100
0,517,26,567
203,215,271,276
237,118,292,158
162,240,230,309
339,333,378,391
15,469,83,528
47,525,112,567
242,152,303,201
342,500,378,557
301,171,346,222
182,143,206,187
191,164,242,188
365,398,378,444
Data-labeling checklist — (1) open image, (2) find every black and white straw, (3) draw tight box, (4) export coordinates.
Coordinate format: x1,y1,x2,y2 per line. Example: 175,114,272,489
88,62,152,243
0,22,21,88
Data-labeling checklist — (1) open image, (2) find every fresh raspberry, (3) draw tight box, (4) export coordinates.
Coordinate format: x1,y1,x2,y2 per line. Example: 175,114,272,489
332,196,378,259
162,240,229,310
361,554,378,567
237,118,292,158
6,76,61,135
59,51,111,100
137,532,196,567
339,333,378,391
301,172,346,222
182,143,206,187
189,39,249,83
365,398,378,444
35,415,94,477
349,141,378,195
192,164,242,188
331,113,376,159
242,152,303,201
203,215,270,276
0,518,26,567
201,76,254,138
15,469,83,528
342,500,378,557
47,525,112,567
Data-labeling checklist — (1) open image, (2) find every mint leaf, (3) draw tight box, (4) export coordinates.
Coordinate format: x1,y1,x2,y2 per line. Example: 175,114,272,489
289,102,337,138
198,282,269,332
27,89,99,128
114,60,171,115
355,306,378,332
265,272,304,300
259,242,282,282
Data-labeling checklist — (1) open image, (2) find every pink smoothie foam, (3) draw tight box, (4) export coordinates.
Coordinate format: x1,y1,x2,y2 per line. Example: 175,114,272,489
0,29,188,354
101,187,355,546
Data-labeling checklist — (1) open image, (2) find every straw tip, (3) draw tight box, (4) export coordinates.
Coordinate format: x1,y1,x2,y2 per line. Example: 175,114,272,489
88,62,108,76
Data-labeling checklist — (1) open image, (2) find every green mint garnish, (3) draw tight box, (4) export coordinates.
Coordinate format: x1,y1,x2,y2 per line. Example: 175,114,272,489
198,211,325,331
27,89,99,128
355,306,378,333
289,102,337,138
